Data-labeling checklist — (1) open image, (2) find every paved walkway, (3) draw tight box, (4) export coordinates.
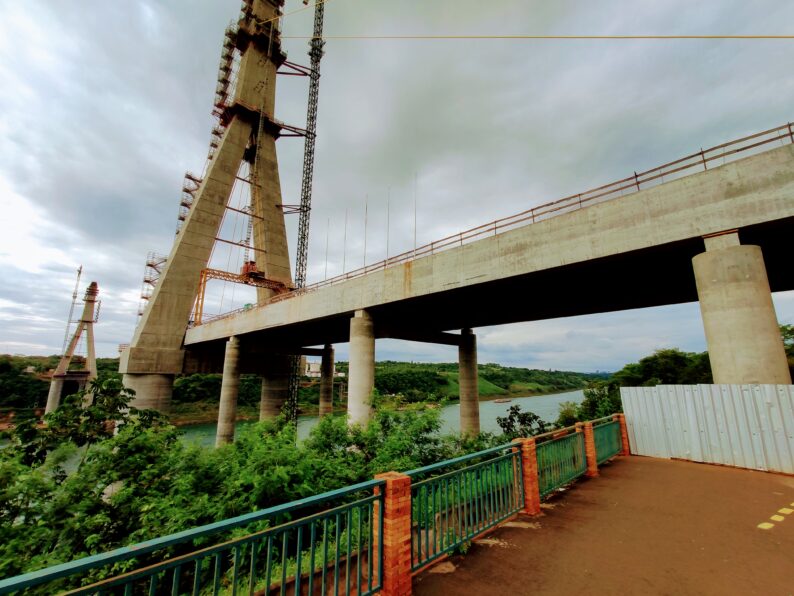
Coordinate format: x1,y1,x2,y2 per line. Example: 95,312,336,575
414,456,794,595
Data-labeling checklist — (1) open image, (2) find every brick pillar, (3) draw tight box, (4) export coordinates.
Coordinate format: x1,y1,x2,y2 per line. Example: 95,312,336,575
583,422,599,478
512,438,541,515
614,413,631,456
374,472,412,596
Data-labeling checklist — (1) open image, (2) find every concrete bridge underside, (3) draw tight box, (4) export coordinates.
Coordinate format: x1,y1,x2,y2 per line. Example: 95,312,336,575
145,143,794,439
185,145,794,346
185,218,792,357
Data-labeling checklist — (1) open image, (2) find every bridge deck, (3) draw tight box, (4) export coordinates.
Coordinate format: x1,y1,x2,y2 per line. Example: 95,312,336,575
185,141,794,356
414,457,794,595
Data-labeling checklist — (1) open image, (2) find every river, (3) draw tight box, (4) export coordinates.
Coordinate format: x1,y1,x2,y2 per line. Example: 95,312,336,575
179,389,585,447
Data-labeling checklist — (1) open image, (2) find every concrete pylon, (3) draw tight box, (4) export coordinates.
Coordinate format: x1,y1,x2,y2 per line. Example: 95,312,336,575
120,0,292,411
348,311,375,426
319,344,334,417
259,353,290,420
46,282,99,413
216,336,240,446
459,328,480,435
692,232,791,384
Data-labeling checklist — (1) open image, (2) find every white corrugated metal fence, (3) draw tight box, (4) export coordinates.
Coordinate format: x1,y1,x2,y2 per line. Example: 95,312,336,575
621,384,794,474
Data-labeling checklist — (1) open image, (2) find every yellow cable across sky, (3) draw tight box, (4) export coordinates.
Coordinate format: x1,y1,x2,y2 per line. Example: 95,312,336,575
281,34,794,40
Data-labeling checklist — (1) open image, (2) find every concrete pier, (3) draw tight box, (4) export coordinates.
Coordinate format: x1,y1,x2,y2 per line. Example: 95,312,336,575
348,310,375,426
459,328,480,435
259,354,290,420
45,378,64,414
693,233,791,385
216,336,240,446
319,344,334,417
121,374,174,413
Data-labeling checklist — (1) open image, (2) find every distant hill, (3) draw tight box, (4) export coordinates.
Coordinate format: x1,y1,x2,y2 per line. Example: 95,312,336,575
1,355,603,421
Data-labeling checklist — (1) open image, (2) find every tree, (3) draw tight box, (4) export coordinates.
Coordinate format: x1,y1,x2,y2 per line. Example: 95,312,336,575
496,405,548,440
0,355,48,409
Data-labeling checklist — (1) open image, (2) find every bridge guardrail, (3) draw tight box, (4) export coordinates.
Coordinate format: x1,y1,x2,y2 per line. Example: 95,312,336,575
196,122,794,326
0,414,633,593
593,419,622,465
405,443,523,571
0,479,385,596
536,428,588,499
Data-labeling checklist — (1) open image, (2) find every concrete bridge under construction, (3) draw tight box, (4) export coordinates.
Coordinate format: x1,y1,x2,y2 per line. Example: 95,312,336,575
118,1,793,443
123,132,794,441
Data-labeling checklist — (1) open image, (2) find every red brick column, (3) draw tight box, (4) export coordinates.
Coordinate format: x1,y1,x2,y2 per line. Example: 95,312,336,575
512,438,541,515
613,413,631,456
374,472,413,596
583,422,599,478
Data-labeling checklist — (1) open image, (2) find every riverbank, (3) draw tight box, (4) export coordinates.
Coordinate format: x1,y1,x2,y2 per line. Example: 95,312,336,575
178,389,586,446
167,386,582,427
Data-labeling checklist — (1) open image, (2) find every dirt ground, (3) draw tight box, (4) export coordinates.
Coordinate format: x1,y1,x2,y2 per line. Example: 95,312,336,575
414,457,794,595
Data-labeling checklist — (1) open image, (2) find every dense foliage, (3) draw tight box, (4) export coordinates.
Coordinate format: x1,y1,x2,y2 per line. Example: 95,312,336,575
370,360,599,403
496,405,549,440
0,356,120,412
0,356,48,409
0,379,500,580
555,348,713,426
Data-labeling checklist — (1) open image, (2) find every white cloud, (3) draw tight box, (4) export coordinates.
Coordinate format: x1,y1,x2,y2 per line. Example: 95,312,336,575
0,0,792,374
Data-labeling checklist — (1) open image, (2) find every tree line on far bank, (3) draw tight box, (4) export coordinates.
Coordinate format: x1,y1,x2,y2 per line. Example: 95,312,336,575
0,357,604,415
2,324,792,417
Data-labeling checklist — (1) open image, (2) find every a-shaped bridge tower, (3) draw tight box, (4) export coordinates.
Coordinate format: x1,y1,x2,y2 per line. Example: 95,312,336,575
120,0,295,412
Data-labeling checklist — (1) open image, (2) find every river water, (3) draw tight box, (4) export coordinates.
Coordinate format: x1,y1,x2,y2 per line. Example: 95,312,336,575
179,389,585,447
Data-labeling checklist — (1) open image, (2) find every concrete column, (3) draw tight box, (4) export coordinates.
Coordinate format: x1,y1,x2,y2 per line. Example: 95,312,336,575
319,344,335,417
693,234,791,384
459,328,480,435
45,377,64,414
259,354,290,420
216,336,240,447
121,373,174,413
348,310,375,426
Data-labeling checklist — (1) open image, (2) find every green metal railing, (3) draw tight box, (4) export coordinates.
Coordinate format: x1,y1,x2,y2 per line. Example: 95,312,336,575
405,444,523,571
0,480,384,596
536,430,587,499
1,416,629,593
593,419,622,464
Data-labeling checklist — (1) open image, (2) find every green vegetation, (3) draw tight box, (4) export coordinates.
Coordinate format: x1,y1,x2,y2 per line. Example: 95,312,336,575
556,347,713,427
0,355,48,411
496,405,549,440
782,324,794,378
0,379,504,580
369,361,599,405
0,355,121,418
1,355,597,425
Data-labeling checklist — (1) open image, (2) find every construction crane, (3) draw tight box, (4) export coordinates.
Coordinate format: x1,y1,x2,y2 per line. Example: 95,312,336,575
286,0,327,424
60,266,83,355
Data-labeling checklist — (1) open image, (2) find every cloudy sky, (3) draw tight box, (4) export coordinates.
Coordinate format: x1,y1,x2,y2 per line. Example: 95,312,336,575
1,0,792,372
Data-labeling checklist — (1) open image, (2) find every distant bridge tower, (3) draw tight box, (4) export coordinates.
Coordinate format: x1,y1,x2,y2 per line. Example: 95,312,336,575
120,0,296,411
46,281,100,413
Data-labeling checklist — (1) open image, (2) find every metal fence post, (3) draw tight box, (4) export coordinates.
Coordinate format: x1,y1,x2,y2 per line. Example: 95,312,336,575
512,438,541,515
582,422,599,478
613,413,631,456
374,472,413,596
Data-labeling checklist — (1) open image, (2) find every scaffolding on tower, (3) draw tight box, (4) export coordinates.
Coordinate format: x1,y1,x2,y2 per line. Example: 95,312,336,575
138,252,168,318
